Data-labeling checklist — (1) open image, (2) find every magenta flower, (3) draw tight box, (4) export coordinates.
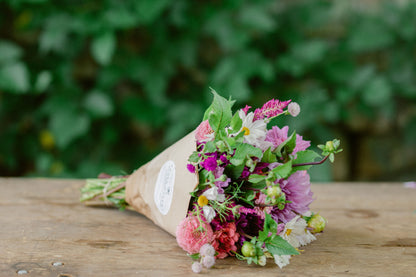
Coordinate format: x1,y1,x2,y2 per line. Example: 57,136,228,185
187,164,196,173
201,156,217,171
271,171,313,223
265,126,310,154
253,99,291,121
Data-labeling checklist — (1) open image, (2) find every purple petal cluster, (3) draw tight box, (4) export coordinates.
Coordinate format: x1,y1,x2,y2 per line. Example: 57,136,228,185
271,170,314,223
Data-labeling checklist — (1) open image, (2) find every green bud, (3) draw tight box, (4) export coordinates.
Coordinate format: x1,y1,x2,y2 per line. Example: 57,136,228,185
308,214,326,233
325,141,334,152
241,241,256,257
219,174,227,182
266,186,281,198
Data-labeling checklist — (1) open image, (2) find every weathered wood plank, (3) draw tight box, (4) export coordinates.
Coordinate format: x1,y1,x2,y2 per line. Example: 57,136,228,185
0,178,415,276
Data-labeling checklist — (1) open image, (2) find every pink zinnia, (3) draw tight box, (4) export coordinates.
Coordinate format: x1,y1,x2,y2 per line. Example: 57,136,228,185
212,222,240,259
265,126,310,154
195,120,214,142
272,171,314,223
176,215,214,254
253,99,291,121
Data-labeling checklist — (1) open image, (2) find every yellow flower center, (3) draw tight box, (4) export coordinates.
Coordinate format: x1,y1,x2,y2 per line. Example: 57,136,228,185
242,127,250,136
197,195,209,207
285,229,292,236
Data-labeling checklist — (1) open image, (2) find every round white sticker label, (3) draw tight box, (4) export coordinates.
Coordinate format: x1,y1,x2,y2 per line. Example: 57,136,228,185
154,160,176,215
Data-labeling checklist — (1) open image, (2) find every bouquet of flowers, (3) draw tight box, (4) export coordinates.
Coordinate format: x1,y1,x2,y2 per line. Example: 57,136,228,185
80,89,341,273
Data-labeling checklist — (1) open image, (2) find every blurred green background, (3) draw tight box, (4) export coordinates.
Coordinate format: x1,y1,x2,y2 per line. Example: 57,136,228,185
0,0,415,182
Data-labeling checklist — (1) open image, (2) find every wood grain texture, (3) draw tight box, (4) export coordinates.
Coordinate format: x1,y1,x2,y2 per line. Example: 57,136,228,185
0,178,415,276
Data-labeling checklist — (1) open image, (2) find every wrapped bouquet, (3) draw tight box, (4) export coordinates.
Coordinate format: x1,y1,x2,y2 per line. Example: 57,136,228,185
80,89,341,273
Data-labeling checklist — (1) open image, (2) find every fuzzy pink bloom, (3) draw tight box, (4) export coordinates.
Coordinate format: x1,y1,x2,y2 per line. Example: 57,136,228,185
195,120,214,142
242,105,251,115
212,222,240,259
265,126,310,154
253,99,291,121
176,215,214,254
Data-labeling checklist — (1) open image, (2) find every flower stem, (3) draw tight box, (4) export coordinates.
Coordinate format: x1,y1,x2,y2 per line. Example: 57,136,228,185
292,155,329,167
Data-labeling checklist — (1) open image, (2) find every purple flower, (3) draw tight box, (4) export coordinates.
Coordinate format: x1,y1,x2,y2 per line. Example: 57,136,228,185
201,156,217,172
187,164,196,173
219,154,229,164
271,171,313,223
214,167,230,192
265,126,310,154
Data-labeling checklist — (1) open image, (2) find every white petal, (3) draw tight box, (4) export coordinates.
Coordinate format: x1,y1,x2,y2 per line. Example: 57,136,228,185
203,206,216,223
273,255,291,269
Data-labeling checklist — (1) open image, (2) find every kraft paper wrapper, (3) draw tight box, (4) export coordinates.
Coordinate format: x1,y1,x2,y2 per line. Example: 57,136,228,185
125,131,198,237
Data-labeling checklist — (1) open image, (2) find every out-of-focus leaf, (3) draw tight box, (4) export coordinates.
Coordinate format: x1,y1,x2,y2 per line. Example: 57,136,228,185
34,71,52,92
50,109,90,149
238,6,276,32
347,19,395,52
0,41,22,63
91,31,116,66
84,90,114,118
362,76,392,107
135,0,171,24
0,62,30,93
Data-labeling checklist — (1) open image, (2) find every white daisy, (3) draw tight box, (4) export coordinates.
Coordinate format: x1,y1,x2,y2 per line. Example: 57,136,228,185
273,254,291,269
238,110,267,148
202,187,225,202
202,205,216,223
282,215,316,248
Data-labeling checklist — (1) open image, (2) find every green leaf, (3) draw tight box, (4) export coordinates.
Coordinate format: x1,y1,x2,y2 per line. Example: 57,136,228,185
271,161,292,179
292,150,321,171
248,174,265,184
258,213,277,241
261,147,277,163
225,163,245,180
229,111,243,133
362,77,392,107
348,19,394,52
0,62,30,93
84,90,114,118
50,109,90,149
91,32,116,66
135,0,170,24
230,143,263,166
34,71,52,92
203,88,235,133
0,41,22,64
274,131,297,157
266,236,299,256
203,141,217,153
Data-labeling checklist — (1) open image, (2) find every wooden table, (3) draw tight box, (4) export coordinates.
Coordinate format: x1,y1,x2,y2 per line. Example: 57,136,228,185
0,178,415,276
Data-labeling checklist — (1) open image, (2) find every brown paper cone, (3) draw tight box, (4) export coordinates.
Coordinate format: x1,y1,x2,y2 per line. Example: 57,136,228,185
125,131,198,237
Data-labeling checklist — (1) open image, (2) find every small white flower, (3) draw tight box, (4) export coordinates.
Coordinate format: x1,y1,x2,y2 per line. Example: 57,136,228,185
200,243,216,257
192,262,202,273
238,110,267,148
273,254,291,269
258,255,267,266
202,187,225,202
202,205,216,223
288,102,300,117
282,215,316,248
